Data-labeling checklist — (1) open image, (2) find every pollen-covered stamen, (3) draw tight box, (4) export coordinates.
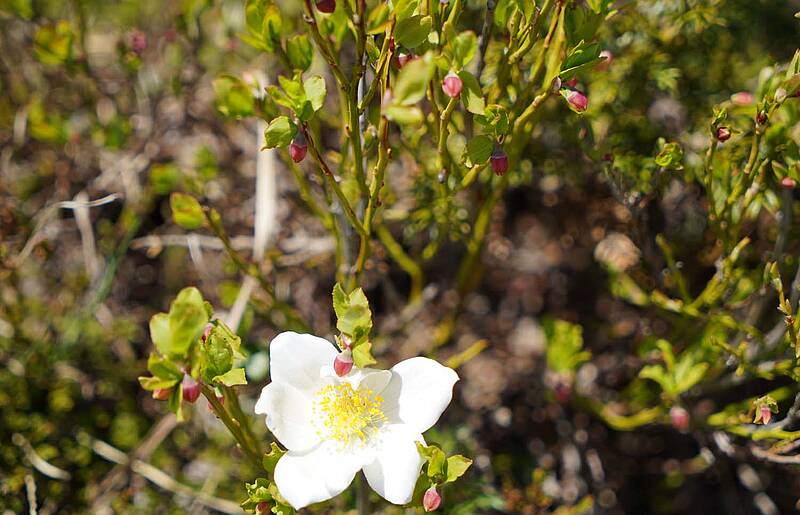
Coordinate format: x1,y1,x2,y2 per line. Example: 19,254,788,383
312,382,386,446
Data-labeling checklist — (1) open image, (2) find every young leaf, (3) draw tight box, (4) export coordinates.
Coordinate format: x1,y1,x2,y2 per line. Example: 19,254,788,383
395,15,432,49
286,35,313,71
303,76,327,112
213,76,255,118
170,192,204,230
451,31,478,69
213,367,247,386
466,135,493,165
165,287,210,358
263,442,287,473
457,70,485,115
393,55,435,106
445,455,472,482
264,116,297,148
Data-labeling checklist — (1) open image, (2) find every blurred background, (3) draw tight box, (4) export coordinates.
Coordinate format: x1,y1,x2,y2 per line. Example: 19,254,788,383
3,0,800,513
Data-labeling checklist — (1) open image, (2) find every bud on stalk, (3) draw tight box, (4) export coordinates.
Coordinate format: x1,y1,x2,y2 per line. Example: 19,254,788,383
423,486,442,512
315,0,336,13
562,88,588,113
289,133,308,163
781,177,797,189
395,52,415,69
256,501,270,514
442,72,463,98
669,406,689,431
760,405,773,425
490,146,508,176
715,126,731,142
333,349,354,377
182,374,201,403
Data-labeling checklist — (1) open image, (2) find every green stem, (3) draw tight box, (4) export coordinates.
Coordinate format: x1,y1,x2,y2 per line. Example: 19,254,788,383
202,384,261,469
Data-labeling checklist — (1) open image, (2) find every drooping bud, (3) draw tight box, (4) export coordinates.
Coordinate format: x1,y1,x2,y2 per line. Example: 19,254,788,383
490,145,508,176
315,0,336,13
442,72,463,98
565,78,578,88
757,111,768,126
731,91,755,106
333,349,354,377
760,405,773,425
563,89,588,113
669,406,689,431
423,486,442,512
152,388,171,401
182,374,201,403
715,126,731,142
781,177,797,189
256,501,270,514
289,133,308,163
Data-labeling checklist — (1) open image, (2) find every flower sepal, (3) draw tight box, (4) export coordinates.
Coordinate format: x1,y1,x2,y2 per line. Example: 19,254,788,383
241,477,295,515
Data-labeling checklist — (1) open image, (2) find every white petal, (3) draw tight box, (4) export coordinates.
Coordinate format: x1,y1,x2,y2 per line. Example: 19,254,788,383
382,357,459,433
269,332,337,394
350,367,393,393
274,441,366,509
254,382,320,452
363,424,425,505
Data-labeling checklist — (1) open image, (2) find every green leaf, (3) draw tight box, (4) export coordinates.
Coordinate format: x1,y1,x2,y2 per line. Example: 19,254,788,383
150,313,173,357
303,76,327,112
466,135,493,165
457,70,485,115
395,15,431,49
475,104,509,137
654,141,684,170
146,352,184,380
417,442,446,482
383,105,424,124
264,116,297,149
138,375,180,391
168,384,184,421
162,287,210,359
544,318,590,376
34,21,74,65
213,76,255,118
149,163,182,195
445,455,472,483
351,338,376,367
332,284,373,336
263,442,286,473
170,193,204,230
286,35,313,71
560,41,602,80
213,367,247,386
451,31,478,69
393,0,420,21
393,54,435,106
202,322,239,381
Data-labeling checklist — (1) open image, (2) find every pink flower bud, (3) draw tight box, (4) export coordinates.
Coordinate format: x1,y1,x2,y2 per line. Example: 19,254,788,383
598,50,613,71
760,405,772,425
565,78,578,88
289,134,307,163
563,89,588,113
395,52,416,69
781,177,797,189
731,91,754,106
757,111,768,125
423,486,442,512
442,72,463,98
316,0,336,13
152,388,171,401
256,501,270,514
182,374,201,403
715,126,731,142
333,350,354,377
490,146,508,176
130,30,147,55
670,406,689,431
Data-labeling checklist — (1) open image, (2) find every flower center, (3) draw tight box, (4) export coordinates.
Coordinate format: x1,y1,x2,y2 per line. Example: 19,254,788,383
312,382,386,447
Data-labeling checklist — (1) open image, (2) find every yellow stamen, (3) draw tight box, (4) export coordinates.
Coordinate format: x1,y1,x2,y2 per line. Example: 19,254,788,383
312,382,386,447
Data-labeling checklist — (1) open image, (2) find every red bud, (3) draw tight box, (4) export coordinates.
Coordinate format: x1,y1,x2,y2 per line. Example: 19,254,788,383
182,374,201,403
564,89,588,113
715,126,731,142
490,146,508,176
597,49,613,71
256,501,270,514
781,177,797,189
565,78,578,88
442,72,463,98
152,388,171,401
423,486,442,512
731,91,755,106
130,30,147,54
289,134,308,163
315,0,336,13
333,350,354,377
757,111,768,125
395,52,416,69
670,406,689,431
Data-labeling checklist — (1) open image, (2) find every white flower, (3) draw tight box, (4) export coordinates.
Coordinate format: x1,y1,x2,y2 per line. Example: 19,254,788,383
254,332,459,509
